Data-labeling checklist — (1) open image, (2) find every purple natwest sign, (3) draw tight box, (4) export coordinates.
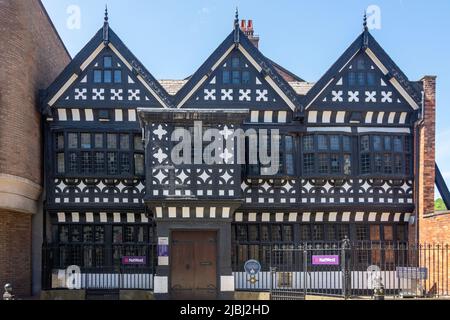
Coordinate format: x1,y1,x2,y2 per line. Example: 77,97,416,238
122,256,146,265
312,255,340,265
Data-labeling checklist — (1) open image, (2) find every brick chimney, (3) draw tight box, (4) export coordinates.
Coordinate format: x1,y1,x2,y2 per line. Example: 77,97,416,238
240,19,260,48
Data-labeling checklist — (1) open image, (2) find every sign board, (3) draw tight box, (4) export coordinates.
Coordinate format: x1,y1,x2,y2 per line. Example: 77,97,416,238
244,259,261,275
312,255,340,266
158,237,169,257
396,267,428,280
122,256,146,265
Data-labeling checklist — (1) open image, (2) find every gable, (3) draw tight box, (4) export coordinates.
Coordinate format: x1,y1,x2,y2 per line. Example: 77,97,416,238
175,29,301,112
184,49,290,111
42,27,171,115
51,46,162,108
312,51,412,112
305,31,421,116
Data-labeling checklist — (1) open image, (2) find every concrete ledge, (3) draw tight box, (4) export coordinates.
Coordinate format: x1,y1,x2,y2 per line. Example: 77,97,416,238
41,290,86,300
0,174,42,214
120,290,154,300
234,292,270,300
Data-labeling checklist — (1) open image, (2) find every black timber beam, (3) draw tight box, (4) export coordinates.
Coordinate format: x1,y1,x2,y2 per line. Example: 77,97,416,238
436,163,450,209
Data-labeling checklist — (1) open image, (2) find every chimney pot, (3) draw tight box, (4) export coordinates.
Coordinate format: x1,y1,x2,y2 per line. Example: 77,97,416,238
248,20,253,30
240,19,246,31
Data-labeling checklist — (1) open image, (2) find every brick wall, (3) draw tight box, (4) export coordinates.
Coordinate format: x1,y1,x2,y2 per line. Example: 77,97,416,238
0,0,70,297
0,210,32,297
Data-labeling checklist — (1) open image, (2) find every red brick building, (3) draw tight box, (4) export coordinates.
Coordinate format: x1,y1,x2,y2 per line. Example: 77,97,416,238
0,0,70,297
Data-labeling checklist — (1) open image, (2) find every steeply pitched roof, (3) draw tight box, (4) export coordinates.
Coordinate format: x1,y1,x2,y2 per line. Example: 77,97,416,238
304,29,422,110
173,28,303,111
41,25,173,113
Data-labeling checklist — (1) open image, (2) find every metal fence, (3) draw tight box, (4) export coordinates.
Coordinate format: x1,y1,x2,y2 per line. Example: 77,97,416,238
42,244,156,290
233,241,449,299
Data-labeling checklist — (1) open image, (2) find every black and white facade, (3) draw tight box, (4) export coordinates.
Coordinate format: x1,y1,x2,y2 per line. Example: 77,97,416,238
41,12,422,299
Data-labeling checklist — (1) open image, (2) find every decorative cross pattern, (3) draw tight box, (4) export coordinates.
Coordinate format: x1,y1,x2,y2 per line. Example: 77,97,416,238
92,88,105,100
221,89,233,101
381,91,393,103
256,89,268,102
220,126,234,140
153,125,168,140
111,89,123,101
220,148,233,164
74,88,87,100
204,89,216,101
332,90,343,102
239,89,251,101
128,89,140,101
348,91,359,102
154,149,168,164
365,91,377,103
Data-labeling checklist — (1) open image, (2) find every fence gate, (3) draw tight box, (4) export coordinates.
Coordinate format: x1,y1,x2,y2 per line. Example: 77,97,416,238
270,242,350,300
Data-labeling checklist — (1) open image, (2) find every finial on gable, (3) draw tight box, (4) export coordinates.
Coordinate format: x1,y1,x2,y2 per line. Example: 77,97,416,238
103,4,110,45
362,10,369,49
234,7,240,45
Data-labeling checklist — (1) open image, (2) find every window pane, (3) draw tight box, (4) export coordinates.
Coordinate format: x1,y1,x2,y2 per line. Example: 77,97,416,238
338,225,350,240
357,58,365,70
68,133,78,149
83,226,93,242
248,225,259,241
370,225,381,241
283,225,293,242
303,154,315,174
393,136,402,152
356,225,368,241
107,152,118,175
81,152,92,174
134,154,144,176
343,154,352,175
242,71,250,84
343,136,351,152
81,133,91,149
300,225,310,241
56,133,64,149
69,152,78,173
272,225,282,241
313,225,324,241
104,56,112,68
120,134,130,150
261,225,270,241
237,225,247,241
120,153,131,173
114,70,122,83
107,134,117,149
360,154,371,174
137,226,144,243
373,136,382,151
134,135,144,151
348,72,356,86
357,72,365,85
71,226,81,242
94,70,102,83
396,225,406,241
95,226,105,243
330,135,340,151
57,153,65,174
404,136,412,153
318,135,328,150
104,70,112,83
94,134,104,148
405,155,412,175
59,226,69,242
360,135,370,152
222,71,230,84
384,154,393,174
303,135,314,151
95,152,105,173
113,226,123,243
232,71,240,84
327,226,337,241
124,226,134,242
394,154,403,174
384,136,391,150
330,154,340,174
232,57,240,68
367,72,376,86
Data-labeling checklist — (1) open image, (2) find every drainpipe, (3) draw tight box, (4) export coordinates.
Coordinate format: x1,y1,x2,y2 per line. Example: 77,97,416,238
413,90,425,245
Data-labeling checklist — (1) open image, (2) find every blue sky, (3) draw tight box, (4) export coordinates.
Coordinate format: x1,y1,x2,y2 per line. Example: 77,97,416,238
42,0,450,196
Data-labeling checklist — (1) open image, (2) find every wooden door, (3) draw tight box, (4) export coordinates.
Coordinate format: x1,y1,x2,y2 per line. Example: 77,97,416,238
170,231,217,300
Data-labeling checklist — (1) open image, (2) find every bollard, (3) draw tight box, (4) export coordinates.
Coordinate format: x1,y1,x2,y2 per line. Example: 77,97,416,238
3,284,15,300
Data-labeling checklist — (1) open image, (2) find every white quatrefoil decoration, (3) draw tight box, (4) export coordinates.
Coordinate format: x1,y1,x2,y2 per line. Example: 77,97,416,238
153,125,168,140
74,88,87,100
332,90,343,102
154,149,168,164
239,89,251,101
381,91,393,103
348,91,359,102
365,91,377,103
221,89,233,101
204,89,216,101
